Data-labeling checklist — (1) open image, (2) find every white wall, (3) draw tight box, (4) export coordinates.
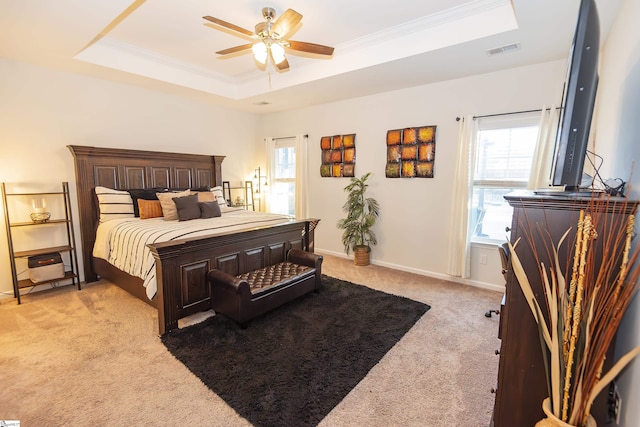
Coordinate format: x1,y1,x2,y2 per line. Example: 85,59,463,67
261,60,567,289
0,58,262,296
1,57,566,297
592,0,640,424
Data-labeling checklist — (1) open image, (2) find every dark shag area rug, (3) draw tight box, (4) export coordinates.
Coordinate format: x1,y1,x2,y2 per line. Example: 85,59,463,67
161,275,431,427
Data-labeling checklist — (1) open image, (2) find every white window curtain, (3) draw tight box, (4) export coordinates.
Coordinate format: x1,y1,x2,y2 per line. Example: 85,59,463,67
265,137,276,213
294,134,308,219
447,115,477,278
528,105,560,189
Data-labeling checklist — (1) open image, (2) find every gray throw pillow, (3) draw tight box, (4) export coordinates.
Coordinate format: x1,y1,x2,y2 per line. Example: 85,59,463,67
199,201,222,218
173,194,201,221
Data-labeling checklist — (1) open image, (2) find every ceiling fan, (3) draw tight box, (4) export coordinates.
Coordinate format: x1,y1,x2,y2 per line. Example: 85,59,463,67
203,7,335,71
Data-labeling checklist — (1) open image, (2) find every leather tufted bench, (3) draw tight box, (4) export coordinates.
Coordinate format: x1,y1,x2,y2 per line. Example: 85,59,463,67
208,249,323,327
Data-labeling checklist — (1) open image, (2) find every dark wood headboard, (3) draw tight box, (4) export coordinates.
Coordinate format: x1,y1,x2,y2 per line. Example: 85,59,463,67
67,145,225,282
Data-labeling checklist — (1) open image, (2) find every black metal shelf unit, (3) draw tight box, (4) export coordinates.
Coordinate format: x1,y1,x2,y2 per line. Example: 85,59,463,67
1,181,80,303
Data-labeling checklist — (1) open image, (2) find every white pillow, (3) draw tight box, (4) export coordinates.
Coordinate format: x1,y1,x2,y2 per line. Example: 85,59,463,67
210,186,228,207
95,186,134,222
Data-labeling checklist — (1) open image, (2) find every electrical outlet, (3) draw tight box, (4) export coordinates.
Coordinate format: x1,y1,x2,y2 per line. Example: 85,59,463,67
480,254,487,265
615,388,621,424
608,381,622,424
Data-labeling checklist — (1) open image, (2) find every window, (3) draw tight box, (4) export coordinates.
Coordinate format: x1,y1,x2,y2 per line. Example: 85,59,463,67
471,113,540,243
269,138,296,216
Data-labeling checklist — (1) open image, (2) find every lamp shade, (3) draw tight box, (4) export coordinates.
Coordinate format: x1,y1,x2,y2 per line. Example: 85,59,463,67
270,42,286,64
252,42,268,64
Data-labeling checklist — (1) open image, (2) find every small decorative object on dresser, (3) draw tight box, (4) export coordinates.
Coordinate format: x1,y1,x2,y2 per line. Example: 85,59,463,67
337,172,379,266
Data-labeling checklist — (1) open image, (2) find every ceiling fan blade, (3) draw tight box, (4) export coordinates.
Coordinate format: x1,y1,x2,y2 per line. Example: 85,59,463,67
272,55,290,72
287,40,335,56
216,44,253,56
203,15,255,38
270,9,302,39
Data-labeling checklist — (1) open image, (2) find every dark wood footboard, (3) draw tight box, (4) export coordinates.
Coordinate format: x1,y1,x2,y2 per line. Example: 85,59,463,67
148,219,318,335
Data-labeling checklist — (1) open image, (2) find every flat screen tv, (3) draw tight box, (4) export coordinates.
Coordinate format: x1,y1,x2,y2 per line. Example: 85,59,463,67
550,0,600,191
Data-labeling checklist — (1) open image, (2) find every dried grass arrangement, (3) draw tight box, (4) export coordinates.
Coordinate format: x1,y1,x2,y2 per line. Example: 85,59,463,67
509,197,640,426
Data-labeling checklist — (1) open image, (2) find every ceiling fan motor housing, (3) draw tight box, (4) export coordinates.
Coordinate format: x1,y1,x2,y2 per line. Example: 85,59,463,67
262,7,276,21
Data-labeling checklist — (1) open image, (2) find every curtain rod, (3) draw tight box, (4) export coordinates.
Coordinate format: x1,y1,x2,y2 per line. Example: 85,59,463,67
455,107,558,121
264,134,309,141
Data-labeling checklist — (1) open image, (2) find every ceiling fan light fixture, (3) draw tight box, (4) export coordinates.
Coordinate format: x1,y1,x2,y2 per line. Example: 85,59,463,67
270,42,286,64
205,8,334,72
252,41,268,64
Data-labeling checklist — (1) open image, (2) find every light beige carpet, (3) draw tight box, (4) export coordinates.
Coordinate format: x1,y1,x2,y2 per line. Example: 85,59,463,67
0,254,502,426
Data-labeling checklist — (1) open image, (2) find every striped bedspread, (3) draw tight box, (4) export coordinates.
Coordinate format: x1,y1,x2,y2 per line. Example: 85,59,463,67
93,208,294,300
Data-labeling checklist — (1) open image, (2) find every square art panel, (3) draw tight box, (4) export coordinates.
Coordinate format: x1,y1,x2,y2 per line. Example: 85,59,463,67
320,136,332,150
385,162,401,178
387,145,401,162
343,163,355,177
320,133,356,177
385,125,436,178
343,134,355,148
386,129,402,145
344,148,356,163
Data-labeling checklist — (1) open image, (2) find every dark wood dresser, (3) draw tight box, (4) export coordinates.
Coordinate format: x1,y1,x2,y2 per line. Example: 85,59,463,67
492,191,638,427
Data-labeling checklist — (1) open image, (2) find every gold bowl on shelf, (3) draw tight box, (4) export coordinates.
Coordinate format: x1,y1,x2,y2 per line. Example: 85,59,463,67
30,212,51,223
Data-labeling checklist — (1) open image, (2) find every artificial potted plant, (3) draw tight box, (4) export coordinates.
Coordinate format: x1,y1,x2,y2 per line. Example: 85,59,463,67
337,172,380,266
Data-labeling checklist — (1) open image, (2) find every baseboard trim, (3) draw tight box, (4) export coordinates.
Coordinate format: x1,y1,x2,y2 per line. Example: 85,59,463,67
315,248,504,293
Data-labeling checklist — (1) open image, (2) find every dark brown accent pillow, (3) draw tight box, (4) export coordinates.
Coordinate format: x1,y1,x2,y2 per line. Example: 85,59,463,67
199,201,222,218
173,194,200,221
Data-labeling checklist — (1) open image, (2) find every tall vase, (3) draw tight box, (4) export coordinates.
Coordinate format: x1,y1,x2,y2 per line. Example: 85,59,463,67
534,398,596,427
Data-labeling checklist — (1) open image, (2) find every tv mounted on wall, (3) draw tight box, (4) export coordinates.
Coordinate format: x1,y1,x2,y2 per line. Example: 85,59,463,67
550,0,600,191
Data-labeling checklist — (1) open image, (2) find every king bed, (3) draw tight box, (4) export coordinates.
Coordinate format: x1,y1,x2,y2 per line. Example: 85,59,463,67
68,145,318,335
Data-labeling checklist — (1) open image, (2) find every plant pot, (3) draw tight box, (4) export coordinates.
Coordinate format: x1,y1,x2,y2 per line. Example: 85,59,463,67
353,245,370,266
534,398,596,427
